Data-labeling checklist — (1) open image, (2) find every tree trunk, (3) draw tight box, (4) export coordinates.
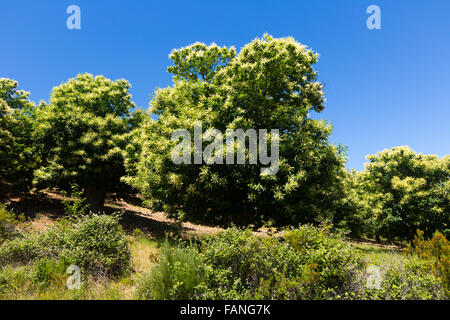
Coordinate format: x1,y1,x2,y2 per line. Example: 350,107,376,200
233,210,252,227
83,185,106,212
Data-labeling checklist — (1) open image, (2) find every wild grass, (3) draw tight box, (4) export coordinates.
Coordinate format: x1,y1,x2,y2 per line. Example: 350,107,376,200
0,231,160,300
0,234,446,300
351,243,405,266
130,234,159,274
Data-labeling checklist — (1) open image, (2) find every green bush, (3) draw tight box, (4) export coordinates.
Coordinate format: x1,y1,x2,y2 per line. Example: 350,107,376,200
0,214,131,278
0,265,32,299
283,225,365,298
198,228,303,299
0,204,23,244
60,214,131,277
366,256,446,300
135,240,205,300
408,230,449,296
61,184,90,217
31,257,67,288
0,234,42,267
200,226,365,299
136,226,365,300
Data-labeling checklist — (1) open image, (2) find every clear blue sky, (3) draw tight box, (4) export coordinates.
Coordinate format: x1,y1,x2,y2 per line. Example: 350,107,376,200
1,0,449,171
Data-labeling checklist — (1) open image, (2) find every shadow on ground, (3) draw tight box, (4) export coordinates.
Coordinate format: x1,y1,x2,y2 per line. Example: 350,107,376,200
1,188,196,240
1,191,65,220
104,205,194,240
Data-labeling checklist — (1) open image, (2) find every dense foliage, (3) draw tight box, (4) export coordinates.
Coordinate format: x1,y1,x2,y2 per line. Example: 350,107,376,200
0,213,130,278
135,240,205,300
136,226,366,300
0,79,38,189
0,203,447,300
408,230,449,296
135,227,449,300
124,36,349,226
0,35,448,245
368,256,446,299
355,146,449,240
33,74,136,210
0,204,23,244
0,34,449,302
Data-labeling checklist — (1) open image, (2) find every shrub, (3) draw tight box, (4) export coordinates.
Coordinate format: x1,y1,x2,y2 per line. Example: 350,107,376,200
198,228,300,299
61,184,90,217
283,225,365,298
0,214,131,278
135,240,205,300
0,204,23,244
135,226,446,300
367,256,446,300
0,234,42,267
408,230,449,296
31,257,67,288
0,265,32,299
59,214,131,277
198,226,364,299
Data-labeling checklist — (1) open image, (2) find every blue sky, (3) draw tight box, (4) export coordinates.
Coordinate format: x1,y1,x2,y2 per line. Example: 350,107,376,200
1,0,449,170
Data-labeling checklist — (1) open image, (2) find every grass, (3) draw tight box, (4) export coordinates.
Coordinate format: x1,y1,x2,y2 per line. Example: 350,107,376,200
351,243,406,266
130,235,160,274
0,230,161,300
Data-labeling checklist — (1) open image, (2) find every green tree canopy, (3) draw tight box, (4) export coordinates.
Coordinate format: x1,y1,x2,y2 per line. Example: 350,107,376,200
125,35,348,226
0,78,37,189
34,73,135,210
167,42,236,83
356,146,449,240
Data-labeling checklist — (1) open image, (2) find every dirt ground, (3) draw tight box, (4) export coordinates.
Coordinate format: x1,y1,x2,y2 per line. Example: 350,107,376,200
1,188,404,249
1,189,223,239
